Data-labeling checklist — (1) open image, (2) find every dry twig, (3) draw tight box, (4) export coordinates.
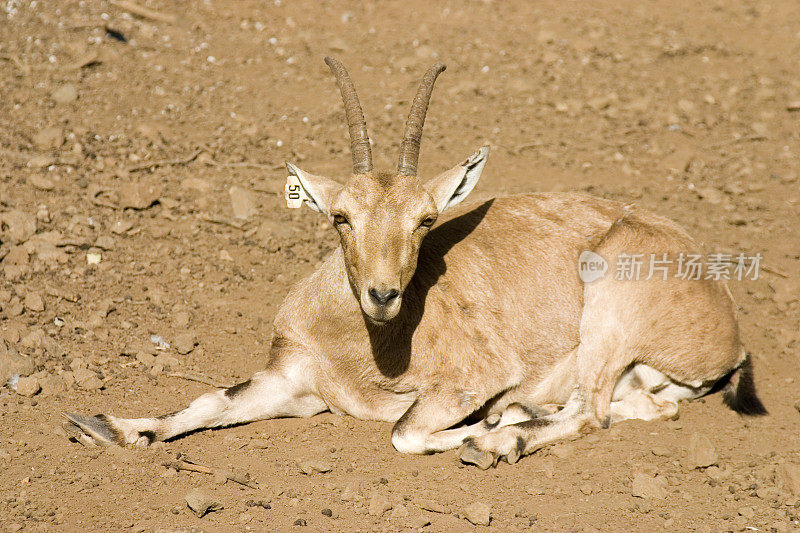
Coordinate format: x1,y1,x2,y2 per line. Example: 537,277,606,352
109,0,177,24
168,371,231,389
162,458,258,489
127,149,202,172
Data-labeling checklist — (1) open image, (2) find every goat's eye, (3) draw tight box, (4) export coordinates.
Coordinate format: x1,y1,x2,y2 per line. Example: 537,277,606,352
420,217,436,228
332,214,349,227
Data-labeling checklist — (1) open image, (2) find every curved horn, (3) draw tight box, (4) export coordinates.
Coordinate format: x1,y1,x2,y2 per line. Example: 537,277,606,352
397,62,447,176
324,57,373,174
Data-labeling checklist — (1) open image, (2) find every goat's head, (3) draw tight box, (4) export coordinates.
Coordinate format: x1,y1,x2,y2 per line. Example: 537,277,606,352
287,57,489,323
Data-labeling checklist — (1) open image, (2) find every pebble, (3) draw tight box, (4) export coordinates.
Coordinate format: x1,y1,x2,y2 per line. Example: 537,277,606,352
737,506,755,520
23,292,45,313
367,492,391,516
462,502,491,526
185,488,223,518
73,367,104,390
548,443,573,459
417,498,449,514
52,84,78,104
684,433,718,469
172,309,191,328
14,376,41,397
631,472,668,499
110,220,134,234
40,374,67,396
696,186,725,205
0,341,36,383
172,333,196,355
32,127,64,150
27,154,55,168
0,210,37,244
94,235,115,250
229,185,257,220
776,463,800,496
651,445,672,457
29,175,55,191
390,503,409,518
297,459,332,475
117,182,161,210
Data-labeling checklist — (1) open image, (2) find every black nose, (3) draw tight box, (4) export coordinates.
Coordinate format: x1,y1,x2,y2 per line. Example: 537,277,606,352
369,288,399,305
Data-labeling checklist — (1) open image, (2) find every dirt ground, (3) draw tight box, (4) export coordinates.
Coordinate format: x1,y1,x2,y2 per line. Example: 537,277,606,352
1,0,799,531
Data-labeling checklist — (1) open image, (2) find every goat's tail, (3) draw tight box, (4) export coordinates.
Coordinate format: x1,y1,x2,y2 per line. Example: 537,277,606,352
721,352,767,416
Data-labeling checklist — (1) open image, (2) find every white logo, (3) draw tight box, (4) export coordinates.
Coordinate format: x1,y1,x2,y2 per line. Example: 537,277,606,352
578,250,608,283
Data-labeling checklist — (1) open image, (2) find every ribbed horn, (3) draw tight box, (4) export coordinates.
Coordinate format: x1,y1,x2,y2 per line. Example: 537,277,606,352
397,62,447,176
324,57,373,174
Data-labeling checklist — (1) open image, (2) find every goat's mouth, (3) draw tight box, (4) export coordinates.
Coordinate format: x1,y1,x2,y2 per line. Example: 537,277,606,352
359,291,403,324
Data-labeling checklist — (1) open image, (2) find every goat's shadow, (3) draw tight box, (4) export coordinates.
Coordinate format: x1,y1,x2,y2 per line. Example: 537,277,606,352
365,199,494,378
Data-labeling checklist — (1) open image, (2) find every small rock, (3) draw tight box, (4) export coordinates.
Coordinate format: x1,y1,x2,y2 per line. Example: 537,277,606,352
651,445,672,457
463,502,491,526
154,353,179,369
172,333,196,355
737,506,755,520
172,309,191,328
339,482,360,501
185,488,223,518
15,376,40,397
0,210,37,244
110,220,134,234
229,185,257,219
417,498,449,514
548,443,573,459
696,186,725,205
367,493,391,516
321,508,333,517
94,235,115,250
631,472,668,499
182,177,213,193
29,175,55,191
776,463,800,496
135,351,156,366
40,374,66,396
23,292,45,313
27,153,55,168
52,84,78,104
297,459,332,475
390,503,409,518
684,433,718,469
0,341,35,384
118,182,161,210
73,367,103,390
32,127,64,150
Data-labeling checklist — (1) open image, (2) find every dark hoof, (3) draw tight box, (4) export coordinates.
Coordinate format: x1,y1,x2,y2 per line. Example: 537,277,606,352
458,439,496,470
62,412,121,445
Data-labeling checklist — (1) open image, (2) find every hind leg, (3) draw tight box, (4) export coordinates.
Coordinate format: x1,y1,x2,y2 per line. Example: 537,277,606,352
64,362,327,446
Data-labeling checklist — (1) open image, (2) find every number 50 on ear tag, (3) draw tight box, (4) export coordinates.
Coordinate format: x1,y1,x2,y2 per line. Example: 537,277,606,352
285,175,306,208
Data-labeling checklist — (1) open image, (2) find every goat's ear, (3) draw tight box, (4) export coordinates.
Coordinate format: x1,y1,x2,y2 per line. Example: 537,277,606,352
286,162,340,214
424,146,489,213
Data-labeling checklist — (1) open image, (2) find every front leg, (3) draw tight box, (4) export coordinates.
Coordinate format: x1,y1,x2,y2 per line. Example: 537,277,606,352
390,386,498,455
64,358,327,446
459,388,598,469
390,382,544,454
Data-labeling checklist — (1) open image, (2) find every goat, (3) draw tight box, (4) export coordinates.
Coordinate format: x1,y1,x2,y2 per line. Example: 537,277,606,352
64,57,765,469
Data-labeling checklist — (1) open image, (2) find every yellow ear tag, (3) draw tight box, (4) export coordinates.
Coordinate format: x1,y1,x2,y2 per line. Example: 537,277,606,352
285,175,307,208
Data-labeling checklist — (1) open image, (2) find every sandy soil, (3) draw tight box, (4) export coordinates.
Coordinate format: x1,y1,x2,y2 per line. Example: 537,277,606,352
1,0,799,531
